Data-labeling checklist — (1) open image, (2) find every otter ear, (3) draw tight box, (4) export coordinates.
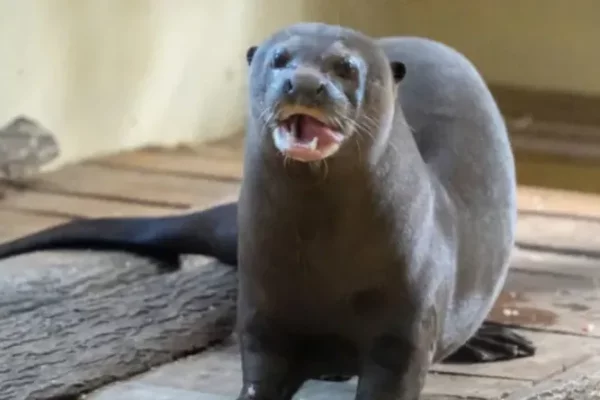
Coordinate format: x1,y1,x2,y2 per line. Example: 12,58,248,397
246,46,258,65
390,61,406,83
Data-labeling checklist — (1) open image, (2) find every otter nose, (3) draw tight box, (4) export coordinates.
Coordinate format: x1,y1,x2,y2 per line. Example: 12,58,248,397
283,73,326,97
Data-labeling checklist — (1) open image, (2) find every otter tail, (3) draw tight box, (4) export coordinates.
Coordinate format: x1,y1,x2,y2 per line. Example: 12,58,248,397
0,202,239,267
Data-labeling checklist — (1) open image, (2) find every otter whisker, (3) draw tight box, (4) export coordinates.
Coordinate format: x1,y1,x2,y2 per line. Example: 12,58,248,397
354,135,363,164
321,158,329,181
256,100,283,134
338,113,403,159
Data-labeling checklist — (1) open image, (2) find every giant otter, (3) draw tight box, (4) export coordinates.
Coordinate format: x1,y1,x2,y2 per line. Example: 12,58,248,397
0,23,534,398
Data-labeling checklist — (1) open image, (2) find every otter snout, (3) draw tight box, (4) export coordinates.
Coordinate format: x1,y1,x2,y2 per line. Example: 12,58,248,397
280,68,330,107
267,66,351,162
283,72,326,98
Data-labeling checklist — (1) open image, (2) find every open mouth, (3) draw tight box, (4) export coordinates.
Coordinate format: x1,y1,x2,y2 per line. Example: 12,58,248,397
273,108,344,162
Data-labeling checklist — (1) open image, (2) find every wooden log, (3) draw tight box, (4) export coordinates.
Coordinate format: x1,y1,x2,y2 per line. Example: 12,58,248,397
0,251,237,400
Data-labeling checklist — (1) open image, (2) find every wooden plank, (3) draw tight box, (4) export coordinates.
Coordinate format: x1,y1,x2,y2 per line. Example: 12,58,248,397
490,83,600,127
513,137,600,165
516,212,600,257
516,155,600,194
0,210,67,242
512,247,600,279
89,383,230,400
503,356,600,400
435,254,600,379
31,164,240,209
300,374,529,400
162,135,244,159
129,339,530,400
433,330,600,381
517,186,600,219
140,139,243,168
91,149,243,181
488,268,600,338
508,116,600,165
204,133,245,152
88,380,513,400
0,190,181,218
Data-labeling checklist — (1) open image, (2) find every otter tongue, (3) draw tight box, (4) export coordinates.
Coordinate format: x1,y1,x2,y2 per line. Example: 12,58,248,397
295,115,333,144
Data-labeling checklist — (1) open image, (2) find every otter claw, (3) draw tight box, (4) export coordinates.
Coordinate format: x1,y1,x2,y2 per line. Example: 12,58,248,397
442,321,536,363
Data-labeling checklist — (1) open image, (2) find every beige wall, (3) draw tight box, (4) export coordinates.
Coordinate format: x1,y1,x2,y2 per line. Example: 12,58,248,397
335,0,600,95
0,0,597,168
0,0,317,168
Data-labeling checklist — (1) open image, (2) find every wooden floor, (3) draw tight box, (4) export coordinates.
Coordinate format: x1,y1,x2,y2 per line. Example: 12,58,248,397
3,134,600,399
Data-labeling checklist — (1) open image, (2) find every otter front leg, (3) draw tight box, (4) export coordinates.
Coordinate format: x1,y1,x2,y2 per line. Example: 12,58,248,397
355,331,433,400
237,331,305,400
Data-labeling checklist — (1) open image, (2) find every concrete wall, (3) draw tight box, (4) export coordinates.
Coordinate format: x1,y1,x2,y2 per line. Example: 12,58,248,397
0,0,596,168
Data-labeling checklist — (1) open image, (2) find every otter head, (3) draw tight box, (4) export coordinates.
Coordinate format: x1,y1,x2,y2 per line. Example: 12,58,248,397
245,23,405,164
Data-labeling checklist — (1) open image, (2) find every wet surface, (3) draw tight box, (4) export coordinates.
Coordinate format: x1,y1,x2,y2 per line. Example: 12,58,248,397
489,290,558,326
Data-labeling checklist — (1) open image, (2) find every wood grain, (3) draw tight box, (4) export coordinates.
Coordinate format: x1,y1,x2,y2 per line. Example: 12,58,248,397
518,186,600,219
0,210,67,242
517,212,600,257
30,164,240,208
92,149,243,181
0,190,181,218
490,83,600,127
503,356,600,400
0,252,237,400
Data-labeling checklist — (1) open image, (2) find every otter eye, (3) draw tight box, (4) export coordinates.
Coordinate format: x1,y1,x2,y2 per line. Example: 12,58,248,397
334,58,357,80
272,50,290,69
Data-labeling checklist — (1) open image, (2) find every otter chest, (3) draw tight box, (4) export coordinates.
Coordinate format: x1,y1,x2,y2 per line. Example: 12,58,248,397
242,220,407,334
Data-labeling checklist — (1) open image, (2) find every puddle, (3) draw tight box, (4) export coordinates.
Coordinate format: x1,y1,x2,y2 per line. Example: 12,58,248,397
488,290,558,326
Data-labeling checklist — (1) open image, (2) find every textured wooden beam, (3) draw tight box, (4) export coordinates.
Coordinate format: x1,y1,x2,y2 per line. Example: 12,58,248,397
0,251,237,400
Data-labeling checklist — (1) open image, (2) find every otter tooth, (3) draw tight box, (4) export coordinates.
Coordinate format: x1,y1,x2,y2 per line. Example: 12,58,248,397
308,137,318,150
273,128,289,152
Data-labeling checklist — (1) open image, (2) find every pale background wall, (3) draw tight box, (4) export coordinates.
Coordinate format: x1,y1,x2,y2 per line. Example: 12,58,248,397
0,0,596,169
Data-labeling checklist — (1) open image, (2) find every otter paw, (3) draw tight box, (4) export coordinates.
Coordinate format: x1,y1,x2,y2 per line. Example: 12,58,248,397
442,321,536,363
